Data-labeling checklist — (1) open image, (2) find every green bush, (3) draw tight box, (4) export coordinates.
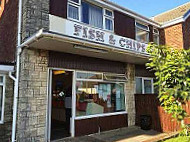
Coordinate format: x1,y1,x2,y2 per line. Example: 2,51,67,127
146,43,190,134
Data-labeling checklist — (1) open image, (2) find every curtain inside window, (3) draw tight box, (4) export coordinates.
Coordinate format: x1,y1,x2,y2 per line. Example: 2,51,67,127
68,4,79,20
105,18,113,31
82,2,103,28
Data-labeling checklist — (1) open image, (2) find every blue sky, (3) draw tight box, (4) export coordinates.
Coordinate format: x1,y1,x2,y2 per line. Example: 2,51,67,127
112,0,190,18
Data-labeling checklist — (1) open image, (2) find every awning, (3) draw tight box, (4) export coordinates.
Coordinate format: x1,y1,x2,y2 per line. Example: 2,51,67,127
20,30,149,64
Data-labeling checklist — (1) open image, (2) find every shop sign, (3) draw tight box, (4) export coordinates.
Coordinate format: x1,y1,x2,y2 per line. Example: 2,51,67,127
49,16,148,54
73,24,147,54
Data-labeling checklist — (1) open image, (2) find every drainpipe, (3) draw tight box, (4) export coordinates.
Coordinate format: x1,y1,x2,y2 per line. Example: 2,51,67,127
10,0,23,141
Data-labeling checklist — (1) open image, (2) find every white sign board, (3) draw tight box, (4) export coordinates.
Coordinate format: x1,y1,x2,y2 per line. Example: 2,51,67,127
49,15,148,55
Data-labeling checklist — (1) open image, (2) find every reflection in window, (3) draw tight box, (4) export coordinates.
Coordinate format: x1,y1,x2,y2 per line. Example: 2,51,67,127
69,0,79,4
136,22,149,43
153,28,159,45
77,72,102,80
144,80,152,94
135,77,154,94
76,72,126,117
136,78,142,94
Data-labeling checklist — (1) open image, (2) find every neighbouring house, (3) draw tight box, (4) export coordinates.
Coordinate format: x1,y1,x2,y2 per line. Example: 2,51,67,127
0,0,189,141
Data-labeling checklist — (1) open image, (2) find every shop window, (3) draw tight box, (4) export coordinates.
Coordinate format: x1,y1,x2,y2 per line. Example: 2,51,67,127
68,0,114,31
0,75,5,124
136,77,154,94
153,28,159,44
136,22,149,43
104,73,127,82
76,72,126,117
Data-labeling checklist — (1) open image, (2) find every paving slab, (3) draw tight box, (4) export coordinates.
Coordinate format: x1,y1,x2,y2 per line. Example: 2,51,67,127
53,126,177,142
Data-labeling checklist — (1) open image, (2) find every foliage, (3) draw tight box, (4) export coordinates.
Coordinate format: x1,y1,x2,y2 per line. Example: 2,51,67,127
146,43,190,130
163,136,190,142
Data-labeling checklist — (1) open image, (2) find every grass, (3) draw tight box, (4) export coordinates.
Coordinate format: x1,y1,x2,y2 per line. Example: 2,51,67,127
163,136,190,142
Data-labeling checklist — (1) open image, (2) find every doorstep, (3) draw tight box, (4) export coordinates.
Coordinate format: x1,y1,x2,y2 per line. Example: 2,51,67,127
52,126,178,142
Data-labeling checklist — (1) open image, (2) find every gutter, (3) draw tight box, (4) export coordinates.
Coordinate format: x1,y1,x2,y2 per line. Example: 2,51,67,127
11,0,23,141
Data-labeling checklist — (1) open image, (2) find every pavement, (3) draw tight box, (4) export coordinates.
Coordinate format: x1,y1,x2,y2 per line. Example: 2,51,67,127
53,126,178,142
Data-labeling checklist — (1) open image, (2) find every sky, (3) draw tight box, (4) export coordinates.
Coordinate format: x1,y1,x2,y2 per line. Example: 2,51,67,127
111,0,190,18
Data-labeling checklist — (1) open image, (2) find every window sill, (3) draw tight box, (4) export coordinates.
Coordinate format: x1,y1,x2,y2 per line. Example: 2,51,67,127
75,111,127,120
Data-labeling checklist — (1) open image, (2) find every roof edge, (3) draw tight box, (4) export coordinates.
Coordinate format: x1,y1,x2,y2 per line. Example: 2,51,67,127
161,10,190,28
152,2,190,19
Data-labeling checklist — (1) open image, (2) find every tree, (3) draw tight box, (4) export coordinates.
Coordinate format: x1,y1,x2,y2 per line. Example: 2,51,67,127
146,43,190,134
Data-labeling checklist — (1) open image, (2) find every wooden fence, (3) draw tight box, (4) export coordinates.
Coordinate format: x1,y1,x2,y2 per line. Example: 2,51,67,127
135,94,190,132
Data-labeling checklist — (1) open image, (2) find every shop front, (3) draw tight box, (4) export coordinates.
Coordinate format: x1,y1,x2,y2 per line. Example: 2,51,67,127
46,51,129,140
19,14,150,141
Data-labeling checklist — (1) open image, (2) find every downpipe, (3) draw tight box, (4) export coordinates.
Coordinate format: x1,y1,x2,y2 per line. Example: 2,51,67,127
10,47,22,142
10,0,23,141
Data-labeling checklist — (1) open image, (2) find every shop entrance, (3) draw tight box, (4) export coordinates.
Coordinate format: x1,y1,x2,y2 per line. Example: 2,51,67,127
50,70,73,141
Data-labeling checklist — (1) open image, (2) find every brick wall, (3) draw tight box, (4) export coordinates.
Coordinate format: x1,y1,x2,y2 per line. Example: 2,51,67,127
183,16,190,50
17,49,48,142
0,0,18,64
22,0,49,41
0,75,14,142
160,23,184,49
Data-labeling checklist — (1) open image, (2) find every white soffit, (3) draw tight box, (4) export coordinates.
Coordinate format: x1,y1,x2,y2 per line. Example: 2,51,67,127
0,65,14,72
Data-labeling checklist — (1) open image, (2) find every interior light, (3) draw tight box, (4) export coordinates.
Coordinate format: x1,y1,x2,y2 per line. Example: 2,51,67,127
53,70,66,75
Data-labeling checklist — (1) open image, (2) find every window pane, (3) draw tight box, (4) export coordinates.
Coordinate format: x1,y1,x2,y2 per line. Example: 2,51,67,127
144,80,152,94
77,72,88,79
136,28,149,43
0,86,3,120
69,0,79,3
0,76,3,83
153,28,159,34
82,2,103,28
105,18,113,31
104,74,127,82
136,78,142,94
77,72,102,80
153,34,159,44
68,4,79,20
76,81,125,116
136,23,149,31
105,10,113,17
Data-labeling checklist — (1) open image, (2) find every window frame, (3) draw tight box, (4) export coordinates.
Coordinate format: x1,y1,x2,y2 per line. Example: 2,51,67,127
103,8,114,32
67,0,114,32
0,74,6,124
67,0,81,22
135,21,150,43
135,77,154,94
153,28,160,45
75,71,127,119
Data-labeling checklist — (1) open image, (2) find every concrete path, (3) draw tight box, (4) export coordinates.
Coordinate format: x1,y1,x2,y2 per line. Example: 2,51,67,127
54,126,177,142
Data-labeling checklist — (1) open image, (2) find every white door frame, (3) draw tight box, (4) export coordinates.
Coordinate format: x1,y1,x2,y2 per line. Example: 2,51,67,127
47,68,76,141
